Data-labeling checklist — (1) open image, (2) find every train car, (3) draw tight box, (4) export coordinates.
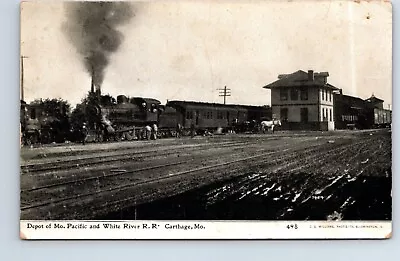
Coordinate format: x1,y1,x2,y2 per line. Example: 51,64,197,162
364,94,392,128
333,93,392,130
385,109,392,127
242,105,272,122
163,100,272,135
165,101,249,134
373,108,392,128
333,94,368,129
158,105,180,137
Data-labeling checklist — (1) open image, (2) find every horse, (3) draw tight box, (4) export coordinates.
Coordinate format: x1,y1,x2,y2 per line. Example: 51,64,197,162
260,119,282,134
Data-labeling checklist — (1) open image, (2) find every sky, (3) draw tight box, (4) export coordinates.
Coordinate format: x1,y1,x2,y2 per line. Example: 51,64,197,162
20,0,392,109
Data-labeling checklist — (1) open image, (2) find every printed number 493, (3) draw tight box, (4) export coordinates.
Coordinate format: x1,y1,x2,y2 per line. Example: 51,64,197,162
287,224,298,229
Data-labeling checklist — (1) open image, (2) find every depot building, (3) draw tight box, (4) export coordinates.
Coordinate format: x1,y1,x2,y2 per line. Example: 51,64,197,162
263,70,340,131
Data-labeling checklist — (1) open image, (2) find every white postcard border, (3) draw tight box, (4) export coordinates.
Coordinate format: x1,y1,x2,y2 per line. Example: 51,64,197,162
20,220,392,240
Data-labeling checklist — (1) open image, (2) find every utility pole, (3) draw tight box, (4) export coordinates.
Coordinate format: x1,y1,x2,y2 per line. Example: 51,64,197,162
20,55,29,101
217,86,231,105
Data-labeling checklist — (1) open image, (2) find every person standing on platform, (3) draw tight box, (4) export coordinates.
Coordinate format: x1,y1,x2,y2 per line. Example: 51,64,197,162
176,123,182,138
144,125,152,140
152,123,158,140
190,121,195,138
82,122,88,145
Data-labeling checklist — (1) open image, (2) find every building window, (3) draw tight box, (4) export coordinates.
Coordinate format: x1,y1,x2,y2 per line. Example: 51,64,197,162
186,111,193,120
329,91,332,102
329,109,332,121
325,108,328,121
300,89,308,100
300,108,308,122
280,108,288,122
290,88,299,100
280,89,288,101
322,89,325,100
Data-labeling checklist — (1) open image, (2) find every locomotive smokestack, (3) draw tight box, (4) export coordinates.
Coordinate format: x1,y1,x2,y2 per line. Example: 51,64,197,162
91,66,95,94
96,85,101,97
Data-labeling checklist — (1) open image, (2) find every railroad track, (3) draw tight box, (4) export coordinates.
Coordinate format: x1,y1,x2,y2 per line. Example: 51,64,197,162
20,140,279,192
20,146,283,208
20,139,343,211
21,133,379,220
21,136,327,193
21,139,263,173
84,137,370,220
21,135,264,161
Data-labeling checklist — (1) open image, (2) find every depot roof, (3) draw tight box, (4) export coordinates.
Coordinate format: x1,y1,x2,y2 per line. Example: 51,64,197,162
263,70,340,90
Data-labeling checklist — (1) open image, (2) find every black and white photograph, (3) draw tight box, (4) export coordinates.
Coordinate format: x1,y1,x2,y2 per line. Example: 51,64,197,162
19,0,392,239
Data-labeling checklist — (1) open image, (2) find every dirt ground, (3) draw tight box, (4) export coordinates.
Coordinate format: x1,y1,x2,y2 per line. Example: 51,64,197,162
20,129,392,220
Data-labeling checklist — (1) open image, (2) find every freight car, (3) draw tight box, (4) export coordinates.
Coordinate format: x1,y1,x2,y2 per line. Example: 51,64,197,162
333,93,392,130
372,108,392,128
365,94,392,128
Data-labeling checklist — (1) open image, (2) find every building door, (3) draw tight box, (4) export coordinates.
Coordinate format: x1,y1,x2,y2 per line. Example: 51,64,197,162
280,108,288,122
300,108,308,122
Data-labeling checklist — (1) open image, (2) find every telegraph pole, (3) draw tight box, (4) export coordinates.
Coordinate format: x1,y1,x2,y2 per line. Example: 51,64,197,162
20,55,29,101
217,86,231,105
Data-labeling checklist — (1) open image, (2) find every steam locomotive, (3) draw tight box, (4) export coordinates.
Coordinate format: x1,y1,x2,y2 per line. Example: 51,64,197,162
86,95,162,142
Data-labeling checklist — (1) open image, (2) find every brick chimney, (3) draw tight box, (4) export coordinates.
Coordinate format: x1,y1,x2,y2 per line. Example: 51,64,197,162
308,70,314,81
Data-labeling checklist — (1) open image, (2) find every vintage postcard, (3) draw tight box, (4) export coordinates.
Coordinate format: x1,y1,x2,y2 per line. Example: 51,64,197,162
20,0,392,239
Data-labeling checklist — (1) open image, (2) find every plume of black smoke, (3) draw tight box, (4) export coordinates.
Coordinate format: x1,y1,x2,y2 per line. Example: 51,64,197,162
63,2,134,90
